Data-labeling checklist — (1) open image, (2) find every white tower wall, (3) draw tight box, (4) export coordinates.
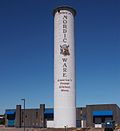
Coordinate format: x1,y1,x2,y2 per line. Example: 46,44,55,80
54,7,76,128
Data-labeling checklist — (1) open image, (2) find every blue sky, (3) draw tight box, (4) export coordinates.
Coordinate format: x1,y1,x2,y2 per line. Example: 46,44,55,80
0,0,120,114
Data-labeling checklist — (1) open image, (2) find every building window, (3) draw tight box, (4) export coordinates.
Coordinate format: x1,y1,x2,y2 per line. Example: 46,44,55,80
36,112,38,119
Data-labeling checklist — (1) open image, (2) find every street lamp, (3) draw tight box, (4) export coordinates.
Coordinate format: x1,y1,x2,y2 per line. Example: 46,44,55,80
21,99,25,131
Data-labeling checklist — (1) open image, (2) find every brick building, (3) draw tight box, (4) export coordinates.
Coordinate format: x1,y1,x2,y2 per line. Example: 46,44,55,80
5,104,120,128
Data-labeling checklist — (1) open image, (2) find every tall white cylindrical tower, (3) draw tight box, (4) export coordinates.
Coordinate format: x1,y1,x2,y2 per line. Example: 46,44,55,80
53,6,76,128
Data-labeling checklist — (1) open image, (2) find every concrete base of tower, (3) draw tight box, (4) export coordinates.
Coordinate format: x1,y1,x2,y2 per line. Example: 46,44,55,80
54,107,76,128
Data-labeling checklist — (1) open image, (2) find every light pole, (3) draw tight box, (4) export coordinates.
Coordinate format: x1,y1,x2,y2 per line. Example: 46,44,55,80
21,99,25,131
